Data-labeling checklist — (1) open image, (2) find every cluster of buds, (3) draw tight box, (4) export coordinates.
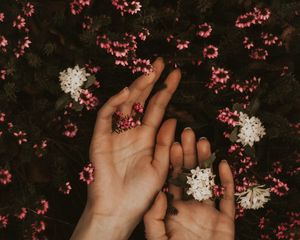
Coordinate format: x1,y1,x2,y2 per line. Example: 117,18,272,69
112,102,144,133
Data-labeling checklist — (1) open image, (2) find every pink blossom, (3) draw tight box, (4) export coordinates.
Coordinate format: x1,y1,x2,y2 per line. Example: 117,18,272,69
22,2,35,17
79,89,99,110
243,37,254,49
261,32,279,46
0,69,6,80
31,220,46,233
13,15,26,30
217,108,239,126
133,102,144,113
35,199,49,215
176,39,190,50
235,12,257,28
206,66,230,93
250,48,268,60
0,169,12,185
33,139,48,158
138,28,150,41
0,112,5,122
196,23,212,38
131,58,153,74
79,163,95,184
0,12,4,22
63,122,78,138
13,130,28,144
203,45,219,59
16,207,27,220
59,181,72,195
0,215,8,228
112,0,142,16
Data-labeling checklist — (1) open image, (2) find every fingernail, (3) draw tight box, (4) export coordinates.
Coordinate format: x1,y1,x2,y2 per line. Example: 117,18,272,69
173,141,180,145
221,160,227,163
184,127,192,130
122,87,129,92
199,137,207,141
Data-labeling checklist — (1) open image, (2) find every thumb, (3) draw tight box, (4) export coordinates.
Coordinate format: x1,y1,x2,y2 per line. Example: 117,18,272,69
144,192,168,240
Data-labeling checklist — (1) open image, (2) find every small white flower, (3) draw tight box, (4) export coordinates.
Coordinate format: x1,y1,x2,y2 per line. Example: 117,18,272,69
186,167,215,201
237,112,266,147
59,65,90,101
235,185,270,209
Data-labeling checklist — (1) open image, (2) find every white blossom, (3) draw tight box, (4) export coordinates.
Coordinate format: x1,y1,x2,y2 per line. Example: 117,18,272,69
237,112,266,147
235,185,270,209
59,65,90,101
186,167,215,201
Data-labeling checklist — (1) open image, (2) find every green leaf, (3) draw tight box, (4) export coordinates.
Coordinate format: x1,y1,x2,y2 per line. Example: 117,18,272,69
244,145,255,157
55,94,71,111
229,127,239,142
84,75,96,88
72,101,84,112
169,173,188,187
203,152,216,168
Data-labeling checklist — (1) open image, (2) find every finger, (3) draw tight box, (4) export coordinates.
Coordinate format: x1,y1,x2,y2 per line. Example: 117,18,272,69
136,57,165,104
144,192,168,240
181,128,197,169
196,138,215,206
152,119,177,180
93,87,130,135
143,68,181,130
219,160,235,219
196,137,211,167
168,142,183,200
119,68,156,115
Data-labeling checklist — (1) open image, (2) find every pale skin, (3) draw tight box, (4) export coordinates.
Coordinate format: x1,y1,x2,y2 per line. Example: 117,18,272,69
144,130,235,240
71,57,235,240
71,57,182,240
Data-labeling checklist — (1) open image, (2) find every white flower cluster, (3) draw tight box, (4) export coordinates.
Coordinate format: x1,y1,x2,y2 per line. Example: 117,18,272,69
186,167,215,201
237,112,266,147
59,65,90,101
235,185,270,209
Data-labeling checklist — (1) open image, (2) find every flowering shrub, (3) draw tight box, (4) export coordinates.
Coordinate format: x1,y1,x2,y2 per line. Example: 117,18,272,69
0,0,300,239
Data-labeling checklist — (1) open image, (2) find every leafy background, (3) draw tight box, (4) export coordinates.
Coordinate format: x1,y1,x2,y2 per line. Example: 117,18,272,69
0,0,300,239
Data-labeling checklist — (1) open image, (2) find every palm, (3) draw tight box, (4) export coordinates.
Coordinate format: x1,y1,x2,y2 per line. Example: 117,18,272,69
144,130,235,240
167,200,234,240
86,58,181,224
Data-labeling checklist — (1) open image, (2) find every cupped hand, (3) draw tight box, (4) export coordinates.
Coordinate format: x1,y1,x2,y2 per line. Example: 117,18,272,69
71,57,181,240
144,129,235,240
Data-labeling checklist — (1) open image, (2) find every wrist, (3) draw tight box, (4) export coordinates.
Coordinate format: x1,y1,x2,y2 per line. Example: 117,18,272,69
71,203,138,240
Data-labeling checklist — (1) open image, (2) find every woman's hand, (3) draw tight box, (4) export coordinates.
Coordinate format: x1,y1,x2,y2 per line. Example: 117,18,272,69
71,57,181,240
144,129,235,240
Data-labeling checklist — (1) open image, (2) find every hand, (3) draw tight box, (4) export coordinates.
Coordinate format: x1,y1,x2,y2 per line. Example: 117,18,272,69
144,129,235,240
71,57,181,240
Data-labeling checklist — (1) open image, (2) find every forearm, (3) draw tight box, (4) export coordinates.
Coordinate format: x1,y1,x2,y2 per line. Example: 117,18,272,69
70,204,138,240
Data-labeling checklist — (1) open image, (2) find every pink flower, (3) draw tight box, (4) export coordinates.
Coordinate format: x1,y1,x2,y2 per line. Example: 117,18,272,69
254,7,271,23
82,16,93,30
235,12,257,28
31,220,46,233
112,0,142,16
22,2,35,17
33,139,48,158
217,108,239,126
16,207,27,220
63,122,78,138
0,112,5,122
13,130,28,144
79,163,95,184
35,199,49,215
59,181,72,195
250,48,268,60
13,15,26,30
203,45,219,59
206,66,230,93
196,23,212,38
0,215,8,228
0,169,12,185
0,12,4,22
133,102,144,113
131,58,153,74
79,89,99,110
176,39,190,50
0,69,6,80
243,37,254,49
261,32,279,46
0,35,8,47
138,28,150,41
